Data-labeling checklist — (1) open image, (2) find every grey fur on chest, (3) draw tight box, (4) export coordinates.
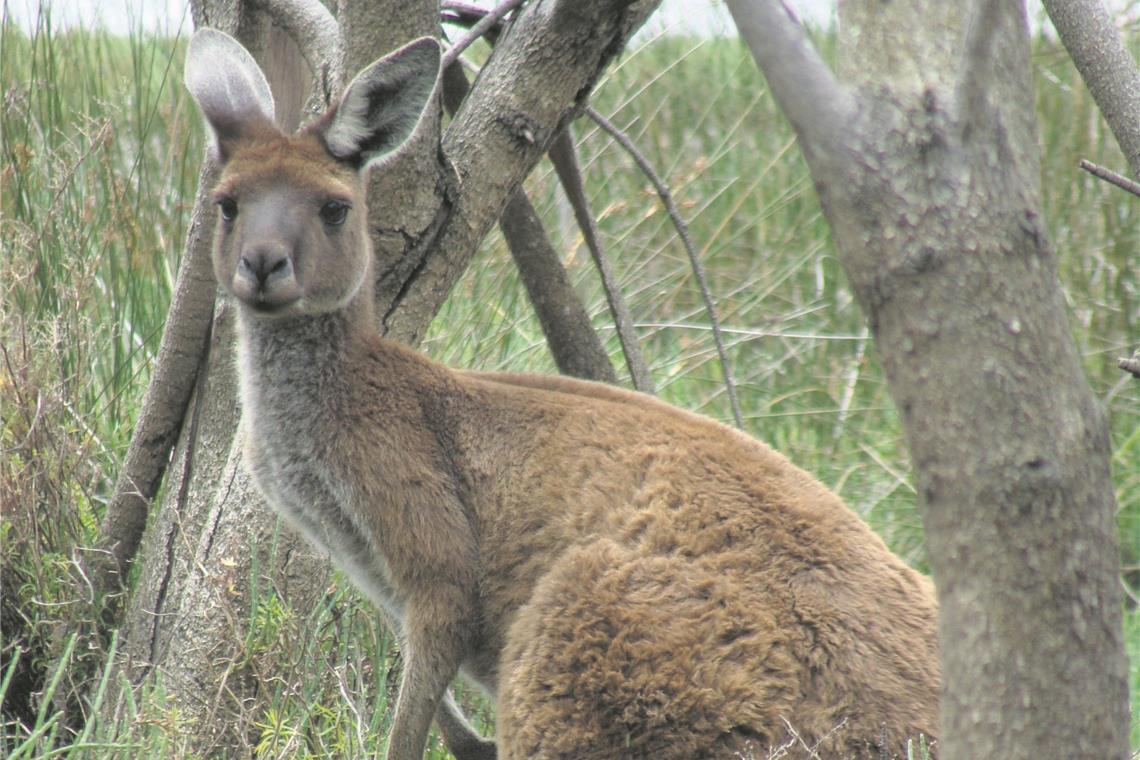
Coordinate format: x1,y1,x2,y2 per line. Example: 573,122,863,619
241,414,408,626
236,322,407,625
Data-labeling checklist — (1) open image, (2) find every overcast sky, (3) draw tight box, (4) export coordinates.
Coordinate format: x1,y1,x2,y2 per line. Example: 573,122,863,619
4,0,837,37
4,0,1137,41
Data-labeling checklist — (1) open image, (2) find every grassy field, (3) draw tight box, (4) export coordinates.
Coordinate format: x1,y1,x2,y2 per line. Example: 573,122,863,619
1,7,1137,758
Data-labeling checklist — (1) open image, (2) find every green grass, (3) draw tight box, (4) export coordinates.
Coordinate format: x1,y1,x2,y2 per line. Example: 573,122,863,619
1,8,1137,758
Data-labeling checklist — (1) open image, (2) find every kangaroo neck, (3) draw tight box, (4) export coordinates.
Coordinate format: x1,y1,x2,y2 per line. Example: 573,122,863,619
232,289,441,429
233,274,387,412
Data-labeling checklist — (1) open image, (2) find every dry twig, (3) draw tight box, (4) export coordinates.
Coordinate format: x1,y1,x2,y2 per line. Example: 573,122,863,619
549,131,656,394
586,105,745,426
1079,159,1140,198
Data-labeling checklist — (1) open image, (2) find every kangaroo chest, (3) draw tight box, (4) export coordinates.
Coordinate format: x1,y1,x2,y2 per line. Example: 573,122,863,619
236,330,411,626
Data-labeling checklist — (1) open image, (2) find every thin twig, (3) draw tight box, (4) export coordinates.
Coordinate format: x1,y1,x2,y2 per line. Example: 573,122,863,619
549,130,657,395
586,105,745,427
441,1,501,28
1079,159,1140,198
1121,576,1140,608
832,326,869,442
442,0,524,70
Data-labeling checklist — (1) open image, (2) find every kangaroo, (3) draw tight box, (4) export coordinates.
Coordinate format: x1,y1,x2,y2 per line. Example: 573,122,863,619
184,28,940,760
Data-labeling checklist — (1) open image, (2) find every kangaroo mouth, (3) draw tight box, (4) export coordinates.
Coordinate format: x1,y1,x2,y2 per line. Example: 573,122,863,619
246,294,302,316
231,278,303,315
247,298,296,315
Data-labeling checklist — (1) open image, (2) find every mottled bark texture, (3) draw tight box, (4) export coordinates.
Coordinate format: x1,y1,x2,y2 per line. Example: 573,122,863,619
104,0,657,754
727,0,1130,758
382,0,661,343
1042,0,1140,180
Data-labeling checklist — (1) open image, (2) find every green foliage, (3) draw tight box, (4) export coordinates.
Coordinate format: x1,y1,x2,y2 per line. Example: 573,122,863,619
1,10,1137,758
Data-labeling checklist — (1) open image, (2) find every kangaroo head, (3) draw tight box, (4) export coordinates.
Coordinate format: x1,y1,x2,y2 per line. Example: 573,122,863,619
184,29,441,317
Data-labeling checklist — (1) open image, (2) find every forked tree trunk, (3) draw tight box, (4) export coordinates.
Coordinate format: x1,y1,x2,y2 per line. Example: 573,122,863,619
107,6,335,750
106,0,658,753
728,0,1131,757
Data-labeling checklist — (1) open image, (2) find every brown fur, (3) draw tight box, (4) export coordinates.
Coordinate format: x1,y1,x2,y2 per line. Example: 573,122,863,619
185,30,940,760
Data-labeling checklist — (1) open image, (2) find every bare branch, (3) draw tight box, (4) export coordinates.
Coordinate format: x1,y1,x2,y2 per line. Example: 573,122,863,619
83,160,220,626
585,106,745,427
1119,348,1140,379
724,0,854,156
441,0,523,70
441,62,616,383
255,0,342,102
549,131,655,394
1042,0,1140,180
500,188,620,383
441,1,499,28
1079,158,1140,198
384,0,661,343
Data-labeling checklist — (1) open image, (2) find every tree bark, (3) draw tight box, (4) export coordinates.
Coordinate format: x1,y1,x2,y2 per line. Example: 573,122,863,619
726,0,1131,758
441,61,617,384
1042,0,1140,180
498,189,619,383
382,0,661,343
106,0,658,753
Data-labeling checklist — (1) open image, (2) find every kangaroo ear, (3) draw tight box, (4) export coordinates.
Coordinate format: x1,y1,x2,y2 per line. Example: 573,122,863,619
185,28,277,161
317,37,441,170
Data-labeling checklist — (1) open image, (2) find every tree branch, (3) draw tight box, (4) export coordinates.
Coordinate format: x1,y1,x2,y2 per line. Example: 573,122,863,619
1042,0,1140,180
439,1,640,388
499,188,620,383
84,161,220,616
548,130,656,394
585,106,745,425
724,0,855,157
441,61,617,383
382,0,662,343
1119,348,1140,379
441,1,493,26
255,0,342,107
1079,158,1140,197
441,0,523,70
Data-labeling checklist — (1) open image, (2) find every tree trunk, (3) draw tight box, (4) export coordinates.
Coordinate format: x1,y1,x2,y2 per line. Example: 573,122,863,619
108,7,332,751
107,0,659,753
727,0,1131,757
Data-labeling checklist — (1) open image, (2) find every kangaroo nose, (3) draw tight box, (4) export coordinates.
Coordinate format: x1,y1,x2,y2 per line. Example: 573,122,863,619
232,242,301,310
238,245,294,290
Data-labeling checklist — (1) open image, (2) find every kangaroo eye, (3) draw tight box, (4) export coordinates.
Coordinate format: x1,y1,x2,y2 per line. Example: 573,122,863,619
217,196,238,222
320,200,350,226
